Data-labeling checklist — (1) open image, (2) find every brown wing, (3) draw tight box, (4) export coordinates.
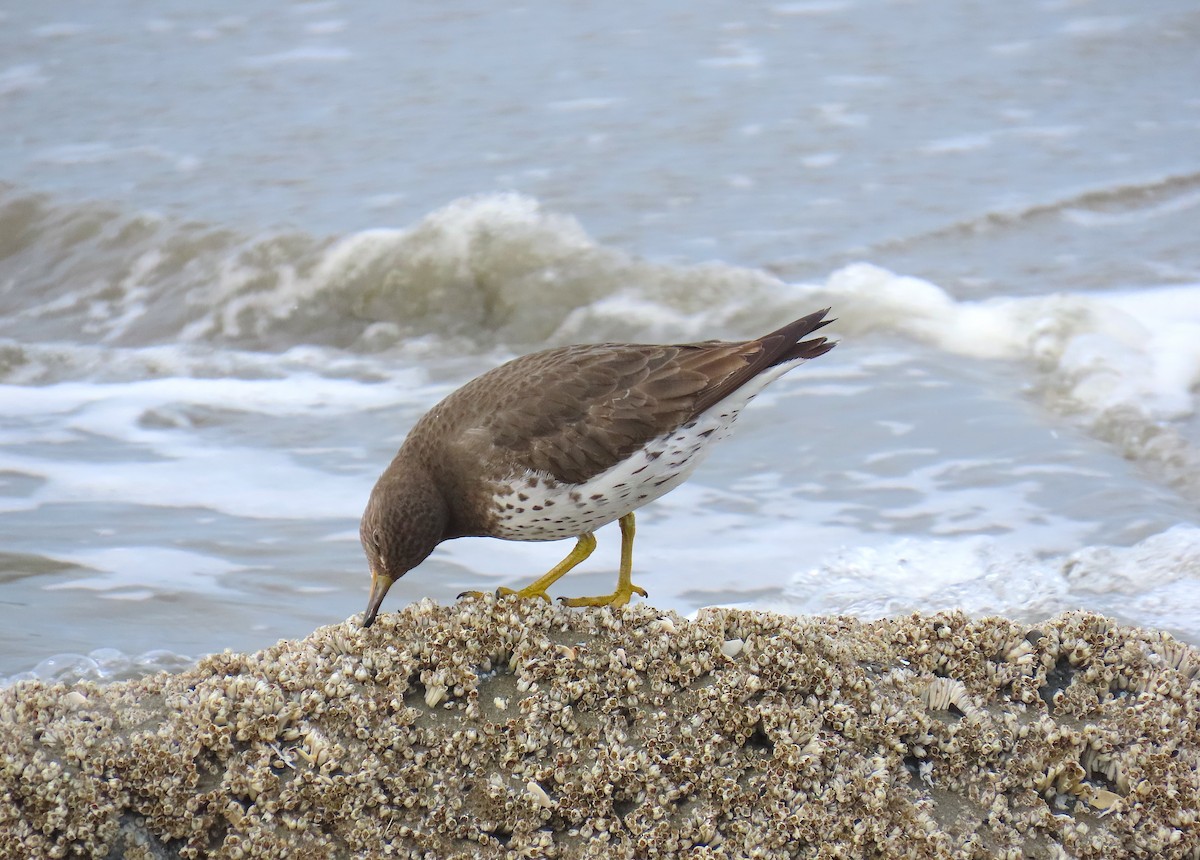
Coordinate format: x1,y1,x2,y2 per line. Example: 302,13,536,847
452,309,834,485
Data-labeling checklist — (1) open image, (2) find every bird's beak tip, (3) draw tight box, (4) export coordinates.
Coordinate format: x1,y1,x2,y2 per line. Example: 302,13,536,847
362,568,394,630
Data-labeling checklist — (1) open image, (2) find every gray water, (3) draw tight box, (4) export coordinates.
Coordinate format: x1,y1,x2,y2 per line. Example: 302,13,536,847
2,0,1199,682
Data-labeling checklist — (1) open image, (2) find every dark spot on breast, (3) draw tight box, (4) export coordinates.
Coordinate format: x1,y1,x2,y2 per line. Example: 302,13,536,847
631,464,648,475
533,505,543,511
518,493,529,502
646,451,662,461
526,476,539,488
515,507,525,514
590,493,604,501
698,428,715,438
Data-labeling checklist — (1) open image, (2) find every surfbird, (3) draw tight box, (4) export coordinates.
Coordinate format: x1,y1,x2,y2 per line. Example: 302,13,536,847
359,309,835,627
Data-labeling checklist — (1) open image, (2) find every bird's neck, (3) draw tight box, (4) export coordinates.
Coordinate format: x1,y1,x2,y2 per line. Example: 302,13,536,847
375,460,451,555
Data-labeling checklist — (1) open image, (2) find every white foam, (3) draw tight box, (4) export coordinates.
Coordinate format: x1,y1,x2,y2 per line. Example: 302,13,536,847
239,46,352,68
32,22,89,38
815,103,869,128
290,2,340,15
919,133,994,155
31,142,198,170
0,370,431,519
304,20,346,35
767,526,1200,643
546,97,625,112
1008,125,1080,142
800,152,840,168
0,373,414,422
818,266,1200,489
0,64,47,96
769,538,1065,621
699,43,765,70
0,445,364,520
771,1,855,15
44,547,246,598
1060,17,1132,38
4,647,195,687
1063,525,1200,594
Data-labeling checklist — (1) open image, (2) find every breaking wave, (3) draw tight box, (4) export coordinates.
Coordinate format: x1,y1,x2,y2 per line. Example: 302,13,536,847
0,186,788,352
3,184,1198,501
812,264,1200,502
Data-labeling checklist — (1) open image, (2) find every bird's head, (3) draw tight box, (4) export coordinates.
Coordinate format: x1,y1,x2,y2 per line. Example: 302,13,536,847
359,465,448,628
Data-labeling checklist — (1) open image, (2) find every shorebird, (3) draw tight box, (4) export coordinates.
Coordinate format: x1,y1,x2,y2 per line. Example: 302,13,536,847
359,309,835,627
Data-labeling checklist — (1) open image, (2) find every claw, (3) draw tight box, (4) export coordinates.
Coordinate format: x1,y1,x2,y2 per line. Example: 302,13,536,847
559,582,648,608
497,586,552,603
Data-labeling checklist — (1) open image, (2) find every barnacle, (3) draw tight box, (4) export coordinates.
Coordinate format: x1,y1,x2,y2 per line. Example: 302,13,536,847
0,603,1196,859
920,675,982,719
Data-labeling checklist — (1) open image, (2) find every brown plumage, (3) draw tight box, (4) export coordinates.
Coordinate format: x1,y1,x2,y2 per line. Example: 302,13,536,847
360,308,835,627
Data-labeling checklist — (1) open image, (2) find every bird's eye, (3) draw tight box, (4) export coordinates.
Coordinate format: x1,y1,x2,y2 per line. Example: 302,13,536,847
371,528,383,551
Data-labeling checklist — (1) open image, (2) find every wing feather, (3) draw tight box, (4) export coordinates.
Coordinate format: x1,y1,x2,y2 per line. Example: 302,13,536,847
444,309,834,485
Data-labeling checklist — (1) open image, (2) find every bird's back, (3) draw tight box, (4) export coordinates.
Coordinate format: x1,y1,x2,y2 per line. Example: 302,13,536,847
392,310,834,538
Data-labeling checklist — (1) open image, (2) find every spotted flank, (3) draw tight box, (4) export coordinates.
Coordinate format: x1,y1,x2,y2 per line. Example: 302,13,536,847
487,358,803,540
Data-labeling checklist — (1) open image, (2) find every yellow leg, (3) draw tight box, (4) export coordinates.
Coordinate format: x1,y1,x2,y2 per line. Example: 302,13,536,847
494,532,598,602
560,513,648,607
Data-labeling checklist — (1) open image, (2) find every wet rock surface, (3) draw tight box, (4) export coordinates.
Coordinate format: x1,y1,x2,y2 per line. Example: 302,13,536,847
1,599,1197,859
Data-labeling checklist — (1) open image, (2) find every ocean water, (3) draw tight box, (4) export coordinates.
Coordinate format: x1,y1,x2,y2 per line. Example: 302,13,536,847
2,0,1199,683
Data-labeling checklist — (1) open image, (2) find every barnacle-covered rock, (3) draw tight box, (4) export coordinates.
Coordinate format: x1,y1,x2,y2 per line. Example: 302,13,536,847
1,601,1197,859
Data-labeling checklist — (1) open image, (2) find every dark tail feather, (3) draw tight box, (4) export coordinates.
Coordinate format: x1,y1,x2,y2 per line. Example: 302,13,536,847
782,335,835,362
684,308,837,418
766,308,837,366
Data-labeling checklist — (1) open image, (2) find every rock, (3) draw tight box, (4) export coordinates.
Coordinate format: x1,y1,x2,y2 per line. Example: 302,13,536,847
1,598,1197,859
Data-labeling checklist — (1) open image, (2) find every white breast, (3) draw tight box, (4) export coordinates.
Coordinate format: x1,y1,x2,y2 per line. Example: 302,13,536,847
487,358,803,541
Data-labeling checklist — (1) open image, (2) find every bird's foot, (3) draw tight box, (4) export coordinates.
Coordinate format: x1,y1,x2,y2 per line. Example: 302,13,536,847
497,585,553,603
458,587,553,603
559,583,647,608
